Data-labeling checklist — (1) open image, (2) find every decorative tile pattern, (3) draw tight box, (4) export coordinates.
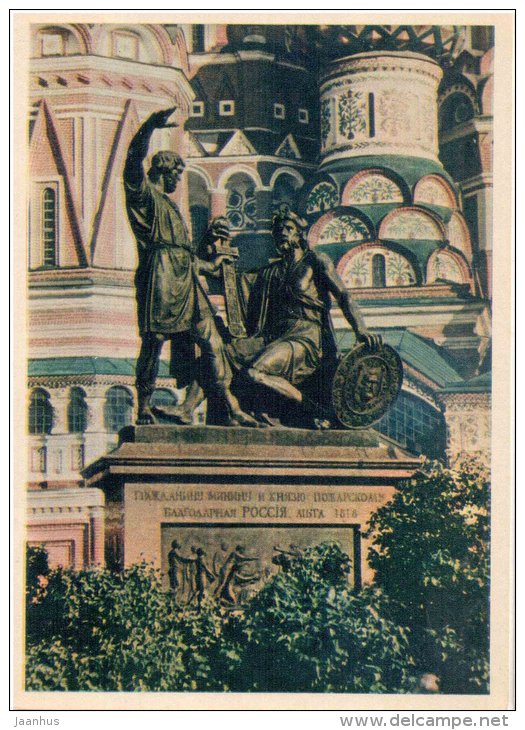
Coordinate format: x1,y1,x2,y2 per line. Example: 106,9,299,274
380,210,443,240
419,95,436,145
226,183,257,230
317,214,370,244
340,246,416,288
447,213,471,257
306,182,338,214
337,90,367,140
377,90,412,139
414,177,455,208
320,98,331,149
345,173,403,204
427,251,464,283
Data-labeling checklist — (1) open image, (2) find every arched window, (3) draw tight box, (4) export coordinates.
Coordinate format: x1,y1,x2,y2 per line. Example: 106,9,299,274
372,254,386,288
192,25,205,53
272,174,299,210
42,188,57,267
104,387,133,433
68,387,88,433
150,388,178,408
439,92,475,132
36,26,84,57
112,30,140,60
375,390,446,459
28,389,53,435
225,174,257,231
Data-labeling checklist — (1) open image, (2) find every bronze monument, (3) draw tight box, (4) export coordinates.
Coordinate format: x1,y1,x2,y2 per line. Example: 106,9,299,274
125,106,401,430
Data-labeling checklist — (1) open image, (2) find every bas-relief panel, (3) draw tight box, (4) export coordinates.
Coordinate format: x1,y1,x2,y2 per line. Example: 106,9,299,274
161,525,357,605
124,481,396,581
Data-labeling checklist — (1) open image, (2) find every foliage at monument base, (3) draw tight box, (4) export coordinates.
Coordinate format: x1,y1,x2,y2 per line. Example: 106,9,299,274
25,459,489,693
228,543,414,693
366,458,490,694
25,544,414,693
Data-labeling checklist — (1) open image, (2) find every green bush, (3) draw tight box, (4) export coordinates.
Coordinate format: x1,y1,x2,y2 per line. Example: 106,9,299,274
235,543,414,693
26,562,242,691
26,545,49,607
366,459,490,694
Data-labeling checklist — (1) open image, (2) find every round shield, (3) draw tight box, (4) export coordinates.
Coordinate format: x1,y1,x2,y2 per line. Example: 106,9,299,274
332,343,403,429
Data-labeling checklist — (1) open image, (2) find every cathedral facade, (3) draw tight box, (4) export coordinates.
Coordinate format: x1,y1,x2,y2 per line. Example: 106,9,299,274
26,23,493,567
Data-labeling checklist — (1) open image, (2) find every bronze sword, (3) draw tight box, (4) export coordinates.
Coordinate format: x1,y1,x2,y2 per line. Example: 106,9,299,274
213,237,247,339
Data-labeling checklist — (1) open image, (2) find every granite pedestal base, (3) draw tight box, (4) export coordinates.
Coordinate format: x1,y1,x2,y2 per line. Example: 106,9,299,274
84,425,419,592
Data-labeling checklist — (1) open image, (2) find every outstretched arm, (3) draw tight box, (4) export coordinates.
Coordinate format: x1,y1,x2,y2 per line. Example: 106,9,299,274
317,253,382,349
123,106,178,188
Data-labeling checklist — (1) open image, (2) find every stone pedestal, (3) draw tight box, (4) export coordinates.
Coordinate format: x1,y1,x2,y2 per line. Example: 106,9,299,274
84,426,419,591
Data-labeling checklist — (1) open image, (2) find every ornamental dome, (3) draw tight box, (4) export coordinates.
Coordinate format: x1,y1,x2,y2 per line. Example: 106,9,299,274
314,25,465,66
224,24,309,60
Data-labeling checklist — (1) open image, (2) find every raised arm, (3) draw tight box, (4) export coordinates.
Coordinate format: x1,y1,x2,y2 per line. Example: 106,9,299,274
123,106,178,188
317,253,382,349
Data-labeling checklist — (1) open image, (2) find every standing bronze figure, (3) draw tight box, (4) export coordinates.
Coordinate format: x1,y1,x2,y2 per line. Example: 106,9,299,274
123,106,257,427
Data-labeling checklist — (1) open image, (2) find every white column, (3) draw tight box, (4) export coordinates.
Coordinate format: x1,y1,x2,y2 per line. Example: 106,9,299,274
50,388,69,434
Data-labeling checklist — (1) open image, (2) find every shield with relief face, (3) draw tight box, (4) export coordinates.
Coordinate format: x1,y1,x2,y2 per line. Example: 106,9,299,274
332,342,403,429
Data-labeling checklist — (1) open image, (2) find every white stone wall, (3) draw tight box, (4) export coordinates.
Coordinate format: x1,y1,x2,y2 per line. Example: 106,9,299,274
27,487,105,568
441,392,491,467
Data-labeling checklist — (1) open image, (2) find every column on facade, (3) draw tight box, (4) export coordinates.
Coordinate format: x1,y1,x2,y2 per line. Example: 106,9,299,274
210,188,227,218
47,388,69,479
476,184,493,300
50,388,69,435
83,384,111,468
256,187,274,230
89,502,106,566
